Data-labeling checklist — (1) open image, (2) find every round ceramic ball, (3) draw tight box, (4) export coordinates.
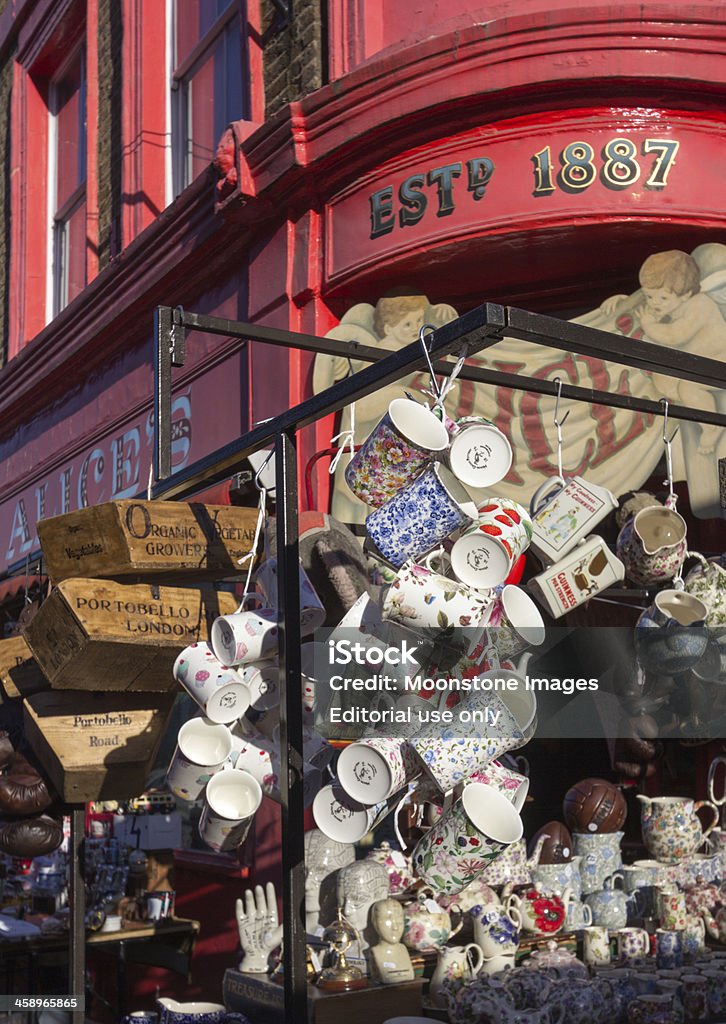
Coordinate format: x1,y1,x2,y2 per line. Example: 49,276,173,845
563,777,627,834
530,821,573,864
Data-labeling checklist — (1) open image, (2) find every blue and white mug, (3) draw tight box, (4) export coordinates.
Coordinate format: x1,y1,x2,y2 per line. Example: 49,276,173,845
366,462,477,570
656,927,683,970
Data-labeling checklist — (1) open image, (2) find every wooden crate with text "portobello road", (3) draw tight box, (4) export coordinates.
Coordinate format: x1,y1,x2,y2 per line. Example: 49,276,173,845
23,690,175,801
22,578,238,692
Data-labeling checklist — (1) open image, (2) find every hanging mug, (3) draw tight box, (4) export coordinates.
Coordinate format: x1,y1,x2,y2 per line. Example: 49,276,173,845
529,475,619,564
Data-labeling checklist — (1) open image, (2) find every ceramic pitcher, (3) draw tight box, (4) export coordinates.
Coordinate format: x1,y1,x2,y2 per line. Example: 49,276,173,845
480,833,549,887
573,831,623,894
684,551,726,626
615,494,687,586
638,795,719,864
430,943,485,1007
634,589,709,676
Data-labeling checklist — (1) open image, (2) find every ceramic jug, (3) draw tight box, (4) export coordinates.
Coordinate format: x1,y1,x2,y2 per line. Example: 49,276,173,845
616,495,687,586
684,552,726,626
430,943,485,1007
634,590,709,676
573,831,623,894
531,856,583,898
638,795,719,864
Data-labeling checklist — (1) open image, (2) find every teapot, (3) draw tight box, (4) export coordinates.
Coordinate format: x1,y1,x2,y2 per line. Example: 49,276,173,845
157,1000,248,1024
701,905,726,943
480,832,550,888
505,886,568,936
402,890,463,951
584,874,640,931
365,840,415,894
446,975,515,1024
616,495,687,586
684,873,722,916
638,794,719,864
522,939,588,979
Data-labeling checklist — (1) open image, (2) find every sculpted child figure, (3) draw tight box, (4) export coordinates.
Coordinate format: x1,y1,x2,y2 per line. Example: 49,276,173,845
312,290,459,523
599,250,725,454
369,897,415,984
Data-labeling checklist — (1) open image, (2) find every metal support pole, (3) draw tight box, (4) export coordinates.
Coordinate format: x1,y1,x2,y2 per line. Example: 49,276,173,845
275,430,307,1021
154,306,174,483
69,806,86,1024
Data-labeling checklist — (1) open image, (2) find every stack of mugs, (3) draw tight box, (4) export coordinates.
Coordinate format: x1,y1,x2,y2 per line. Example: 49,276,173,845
165,559,332,852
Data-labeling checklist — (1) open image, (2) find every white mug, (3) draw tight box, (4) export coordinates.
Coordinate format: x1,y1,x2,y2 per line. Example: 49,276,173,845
382,554,494,639
483,585,546,661
446,415,513,489
166,718,233,801
173,643,251,724
198,768,262,852
210,608,279,666
530,475,619,564
582,925,612,966
336,737,421,805
254,557,325,636
236,660,281,712
312,783,391,844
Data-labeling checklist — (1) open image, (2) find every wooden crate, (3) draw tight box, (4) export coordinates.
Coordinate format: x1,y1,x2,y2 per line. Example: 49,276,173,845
22,579,238,692
0,635,50,700
23,691,175,802
37,500,261,582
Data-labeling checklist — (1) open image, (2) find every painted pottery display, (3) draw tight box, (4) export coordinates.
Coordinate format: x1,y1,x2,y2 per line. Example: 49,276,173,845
403,894,462,951
683,552,726,626
638,795,719,864
480,834,549,887
430,944,485,1008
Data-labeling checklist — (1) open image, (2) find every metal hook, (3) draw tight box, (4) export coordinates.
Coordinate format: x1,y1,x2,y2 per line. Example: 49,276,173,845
419,324,441,398
659,398,678,497
553,377,571,431
659,397,678,445
254,449,274,492
552,377,570,481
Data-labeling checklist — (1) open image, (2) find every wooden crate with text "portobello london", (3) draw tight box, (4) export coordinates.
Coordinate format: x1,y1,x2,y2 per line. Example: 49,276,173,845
37,500,260,582
22,579,238,692
23,691,175,801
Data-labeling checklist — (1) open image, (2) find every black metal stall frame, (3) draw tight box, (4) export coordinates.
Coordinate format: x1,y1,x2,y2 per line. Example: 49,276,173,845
149,301,726,1023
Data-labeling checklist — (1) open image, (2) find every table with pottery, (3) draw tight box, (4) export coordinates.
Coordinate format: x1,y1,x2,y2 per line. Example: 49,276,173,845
137,366,726,1024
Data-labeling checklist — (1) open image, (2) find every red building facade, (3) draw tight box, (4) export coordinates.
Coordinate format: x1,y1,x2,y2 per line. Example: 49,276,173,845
0,0,724,1006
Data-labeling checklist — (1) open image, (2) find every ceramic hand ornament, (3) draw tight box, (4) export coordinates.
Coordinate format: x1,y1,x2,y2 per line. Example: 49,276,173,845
235,883,283,973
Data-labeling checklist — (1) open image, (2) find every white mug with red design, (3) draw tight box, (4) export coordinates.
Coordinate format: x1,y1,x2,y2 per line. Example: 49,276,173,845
451,499,533,590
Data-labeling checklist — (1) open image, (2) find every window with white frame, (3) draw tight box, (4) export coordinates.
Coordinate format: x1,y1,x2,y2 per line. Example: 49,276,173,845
49,45,87,316
172,0,245,194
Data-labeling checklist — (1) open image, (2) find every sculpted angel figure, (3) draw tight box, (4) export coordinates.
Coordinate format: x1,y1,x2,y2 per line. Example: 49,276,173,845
313,290,460,524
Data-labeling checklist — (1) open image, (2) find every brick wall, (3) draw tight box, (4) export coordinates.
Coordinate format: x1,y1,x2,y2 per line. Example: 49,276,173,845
97,0,123,268
261,0,324,117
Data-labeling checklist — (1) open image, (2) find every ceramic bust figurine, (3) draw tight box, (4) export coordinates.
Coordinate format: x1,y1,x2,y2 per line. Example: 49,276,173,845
304,829,356,935
336,859,390,952
369,898,415,985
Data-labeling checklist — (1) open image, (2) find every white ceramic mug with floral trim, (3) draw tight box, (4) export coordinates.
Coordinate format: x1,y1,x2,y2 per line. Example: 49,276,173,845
382,555,494,636
336,737,421,805
345,396,450,508
411,782,523,895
